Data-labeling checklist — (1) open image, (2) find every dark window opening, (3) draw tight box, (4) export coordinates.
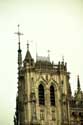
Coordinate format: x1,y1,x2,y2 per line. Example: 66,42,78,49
38,84,45,105
50,85,55,106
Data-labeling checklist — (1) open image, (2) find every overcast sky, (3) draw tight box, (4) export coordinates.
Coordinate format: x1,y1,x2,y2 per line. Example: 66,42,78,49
0,0,82,125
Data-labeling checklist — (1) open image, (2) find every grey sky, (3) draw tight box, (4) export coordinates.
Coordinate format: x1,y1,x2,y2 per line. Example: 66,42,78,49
0,0,82,125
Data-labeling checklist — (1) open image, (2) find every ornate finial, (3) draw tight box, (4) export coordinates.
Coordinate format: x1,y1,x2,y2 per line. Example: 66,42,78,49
62,55,64,62
48,50,50,55
47,50,50,61
26,40,33,50
27,40,29,50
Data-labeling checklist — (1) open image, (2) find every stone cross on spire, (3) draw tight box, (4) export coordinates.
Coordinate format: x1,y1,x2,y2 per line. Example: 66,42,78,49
15,24,24,50
15,24,23,71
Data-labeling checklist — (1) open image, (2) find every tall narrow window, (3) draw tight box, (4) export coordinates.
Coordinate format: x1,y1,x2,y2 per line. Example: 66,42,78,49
50,85,55,106
38,84,45,105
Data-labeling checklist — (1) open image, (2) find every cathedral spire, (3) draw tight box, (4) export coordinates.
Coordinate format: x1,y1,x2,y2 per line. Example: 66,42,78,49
77,75,81,92
24,40,34,64
15,24,23,70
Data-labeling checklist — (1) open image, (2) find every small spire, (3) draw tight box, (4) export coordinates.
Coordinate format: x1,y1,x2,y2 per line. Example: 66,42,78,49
77,75,81,92
24,40,33,64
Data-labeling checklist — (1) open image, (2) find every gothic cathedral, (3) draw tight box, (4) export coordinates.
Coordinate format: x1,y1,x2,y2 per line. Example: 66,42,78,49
14,25,83,125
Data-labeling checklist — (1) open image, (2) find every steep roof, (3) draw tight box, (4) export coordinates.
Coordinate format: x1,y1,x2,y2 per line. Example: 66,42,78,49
24,45,34,65
24,50,32,62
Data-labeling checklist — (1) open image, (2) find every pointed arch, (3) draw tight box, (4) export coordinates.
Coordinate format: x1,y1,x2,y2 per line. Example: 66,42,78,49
38,84,45,105
50,85,55,106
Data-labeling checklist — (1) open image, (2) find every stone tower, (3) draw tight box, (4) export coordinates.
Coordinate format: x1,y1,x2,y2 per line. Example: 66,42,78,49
14,26,83,125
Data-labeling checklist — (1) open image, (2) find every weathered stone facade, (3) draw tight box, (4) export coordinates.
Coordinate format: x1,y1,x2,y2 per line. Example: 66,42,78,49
14,44,83,125
14,26,83,125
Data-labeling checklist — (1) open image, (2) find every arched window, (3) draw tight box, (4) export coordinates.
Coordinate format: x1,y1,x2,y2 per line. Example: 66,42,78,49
38,84,45,105
50,85,55,106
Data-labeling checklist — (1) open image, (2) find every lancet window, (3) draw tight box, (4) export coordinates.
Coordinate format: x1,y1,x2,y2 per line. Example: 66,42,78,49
50,85,55,106
38,84,45,105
